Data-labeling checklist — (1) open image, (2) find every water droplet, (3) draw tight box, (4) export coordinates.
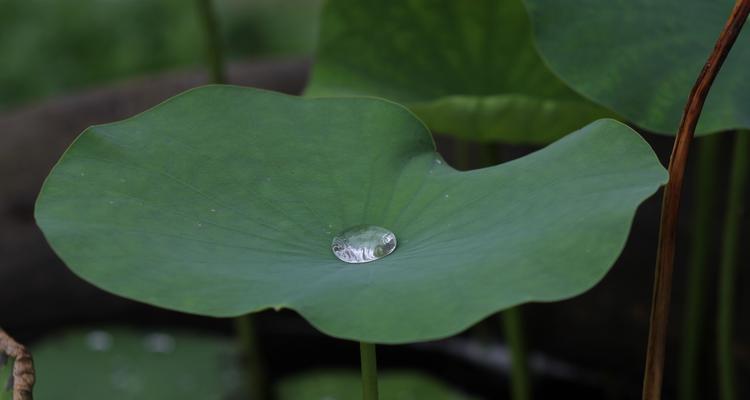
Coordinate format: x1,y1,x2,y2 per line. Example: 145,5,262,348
435,159,443,165
86,330,113,352
331,225,397,264
210,208,216,213
196,222,203,227
143,333,175,353
444,194,450,198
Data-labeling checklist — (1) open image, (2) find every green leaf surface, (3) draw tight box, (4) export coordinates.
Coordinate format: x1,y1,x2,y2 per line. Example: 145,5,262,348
36,86,667,343
278,369,475,400
32,328,241,400
305,0,612,144
523,0,750,135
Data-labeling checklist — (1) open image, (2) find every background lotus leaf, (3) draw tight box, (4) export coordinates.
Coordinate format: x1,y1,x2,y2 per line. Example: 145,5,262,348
36,86,666,344
33,328,241,400
305,0,612,144
32,328,471,399
523,0,750,135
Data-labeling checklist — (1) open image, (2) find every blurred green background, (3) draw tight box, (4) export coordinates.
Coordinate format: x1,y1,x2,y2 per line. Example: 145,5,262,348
0,0,322,111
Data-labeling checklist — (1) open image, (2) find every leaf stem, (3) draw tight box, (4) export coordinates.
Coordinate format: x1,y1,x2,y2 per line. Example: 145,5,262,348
717,131,749,400
360,342,379,400
194,4,264,397
677,135,721,400
503,307,532,400
234,316,270,400
477,142,532,400
453,139,472,170
642,2,750,399
196,0,227,84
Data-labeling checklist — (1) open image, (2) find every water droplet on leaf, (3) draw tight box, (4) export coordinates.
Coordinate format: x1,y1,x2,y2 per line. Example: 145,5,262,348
331,225,397,264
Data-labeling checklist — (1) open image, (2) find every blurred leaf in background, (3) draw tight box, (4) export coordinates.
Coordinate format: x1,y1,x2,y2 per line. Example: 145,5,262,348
0,0,321,111
33,328,473,399
33,328,243,400
306,0,614,144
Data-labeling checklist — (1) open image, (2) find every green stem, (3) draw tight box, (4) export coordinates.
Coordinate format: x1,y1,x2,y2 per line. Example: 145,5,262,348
478,142,497,167
235,316,270,399
359,342,379,400
196,0,227,84
503,307,532,400
678,135,721,400
717,131,749,400
477,141,532,400
194,3,262,397
453,139,471,170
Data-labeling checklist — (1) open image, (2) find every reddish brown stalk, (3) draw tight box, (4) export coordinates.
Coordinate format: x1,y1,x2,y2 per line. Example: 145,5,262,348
0,329,34,400
642,1,750,399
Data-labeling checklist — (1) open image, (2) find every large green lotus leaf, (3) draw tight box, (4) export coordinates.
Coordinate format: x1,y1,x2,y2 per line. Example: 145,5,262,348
33,328,241,399
278,369,475,400
36,86,667,344
305,0,613,144
523,0,750,135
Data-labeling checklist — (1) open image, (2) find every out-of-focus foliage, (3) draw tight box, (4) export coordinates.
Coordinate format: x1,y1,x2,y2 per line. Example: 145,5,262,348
0,356,11,400
33,328,242,400
32,328,473,399
0,0,321,110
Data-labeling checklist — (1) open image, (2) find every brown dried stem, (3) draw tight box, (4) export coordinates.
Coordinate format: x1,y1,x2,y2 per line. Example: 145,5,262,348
642,1,750,399
0,329,34,400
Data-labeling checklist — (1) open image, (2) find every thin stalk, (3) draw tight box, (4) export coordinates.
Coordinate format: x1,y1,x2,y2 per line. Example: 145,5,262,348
234,316,269,399
478,142,497,167
359,342,379,400
678,135,721,400
196,0,227,84
642,2,750,399
502,307,532,400
194,4,265,398
453,139,472,170
476,142,532,400
717,131,749,400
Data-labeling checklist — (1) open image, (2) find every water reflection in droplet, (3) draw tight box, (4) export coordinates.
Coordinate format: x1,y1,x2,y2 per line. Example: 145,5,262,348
331,225,397,264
